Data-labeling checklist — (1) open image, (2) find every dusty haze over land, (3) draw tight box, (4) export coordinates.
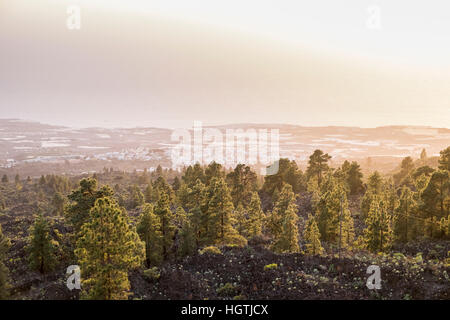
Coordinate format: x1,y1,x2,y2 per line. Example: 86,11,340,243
0,119,448,176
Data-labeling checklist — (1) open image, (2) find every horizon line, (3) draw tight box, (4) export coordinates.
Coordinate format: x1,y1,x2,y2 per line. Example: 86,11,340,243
2,118,449,131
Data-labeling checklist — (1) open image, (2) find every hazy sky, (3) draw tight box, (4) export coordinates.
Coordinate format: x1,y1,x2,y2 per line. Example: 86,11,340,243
1,0,449,129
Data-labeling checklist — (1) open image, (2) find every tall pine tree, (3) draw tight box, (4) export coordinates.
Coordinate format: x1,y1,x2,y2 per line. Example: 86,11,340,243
137,204,163,267
303,214,323,256
154,190,175,259
268,184,299,253
363,197,393,253
75,197,145,300
177,209,197,258
27,215,57,273
306,150,331,186
66,178,114,234
204,177,246,246
438,146,450,171
246,192,264,238
393,186,417,243
420,170,449,220
316,176,354,248
271,205,299,253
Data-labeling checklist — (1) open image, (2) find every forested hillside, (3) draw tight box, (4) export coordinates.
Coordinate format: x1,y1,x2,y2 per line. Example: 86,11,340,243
0,147,449,300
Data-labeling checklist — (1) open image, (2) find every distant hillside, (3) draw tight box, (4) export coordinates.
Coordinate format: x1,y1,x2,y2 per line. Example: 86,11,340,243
0,119,448,174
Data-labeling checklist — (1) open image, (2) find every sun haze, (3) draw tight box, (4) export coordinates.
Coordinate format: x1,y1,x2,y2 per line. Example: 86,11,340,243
0,0,449,128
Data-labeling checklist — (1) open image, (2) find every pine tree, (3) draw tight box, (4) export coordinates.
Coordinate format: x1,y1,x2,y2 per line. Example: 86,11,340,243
263,158,307,196
226,164,257,207
331,168,350,195
155,165,164,179
144,183,153,203
420,148,427,163
183,180,208,247
306,176,321,212
39,175,46,186
182,163,206,188
303,214,323,256
438,146,450,171
153,176,175,203
412,166,435,180
384,178,399,215
267,184,297,237
271,205,299,253
360,171,384,219
52,192,65,216
267,184,299,252
75,197,145,300
0,225,11,300
174,206,188,228
27,215,57,273
420,170,450,220
136,204,163,267
204,161,225,185
172,176,181,192
175,182,189,208
341,206,355,250
271,187,280,204
187,179,206,211
177,211,197,258
66,178,114,234
394,156,415,186
316,176,354,248
316,187,339,242
393,186,417,243
204,177,245,246
129,184,144,209
234,203,248,237
367,171,383,193
154,190,175,259
306,150,331,186
363,197,393,253
344,161,364,195
246,192,264,238
1,175,8,183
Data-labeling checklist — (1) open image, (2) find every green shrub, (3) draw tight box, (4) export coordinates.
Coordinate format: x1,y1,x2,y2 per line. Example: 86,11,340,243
143,267,160,282
216,283,239,297
225,234,248,248
199,246,222,255
393,252,405,260
444,251,450,267
264,263,278,271
414,253,423,263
